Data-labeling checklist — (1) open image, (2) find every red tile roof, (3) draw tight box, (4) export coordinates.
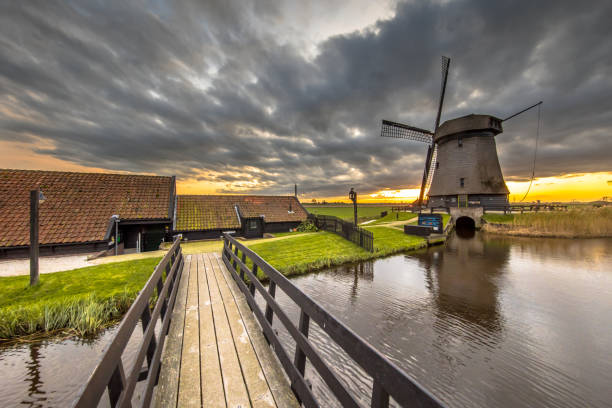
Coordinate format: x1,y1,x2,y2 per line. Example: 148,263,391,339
175,195,308,231
0,169,173,247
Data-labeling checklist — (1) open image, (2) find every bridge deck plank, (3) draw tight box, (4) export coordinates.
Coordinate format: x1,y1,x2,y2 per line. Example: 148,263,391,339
177,254,201,407
155,252,296,408
197,253,225,407
208,253,276,408
212,252,300,408
155,255,191,408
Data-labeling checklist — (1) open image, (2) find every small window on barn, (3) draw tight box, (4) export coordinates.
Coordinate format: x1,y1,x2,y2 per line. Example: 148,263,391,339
458,136,463,147
249,220,258,230
460,178,465,187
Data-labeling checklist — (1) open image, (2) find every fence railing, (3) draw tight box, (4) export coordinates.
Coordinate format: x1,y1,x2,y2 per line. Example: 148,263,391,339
308,214,374,252
73,238,183,408
483,204,568,214
222,233,444,408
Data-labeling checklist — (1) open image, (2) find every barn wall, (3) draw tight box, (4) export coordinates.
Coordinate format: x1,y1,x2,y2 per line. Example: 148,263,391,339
264,221,302,233
180,229,232,240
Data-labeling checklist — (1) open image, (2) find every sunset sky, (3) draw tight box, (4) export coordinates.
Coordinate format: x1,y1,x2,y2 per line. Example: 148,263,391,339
1,1,611,203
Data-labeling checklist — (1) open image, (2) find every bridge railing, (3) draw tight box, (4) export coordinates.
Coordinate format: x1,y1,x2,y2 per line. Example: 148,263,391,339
222,233,444,408
73,238,183,408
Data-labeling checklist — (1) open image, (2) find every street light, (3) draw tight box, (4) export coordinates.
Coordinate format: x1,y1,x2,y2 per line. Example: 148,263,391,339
349,188,357,226
30,188,45,286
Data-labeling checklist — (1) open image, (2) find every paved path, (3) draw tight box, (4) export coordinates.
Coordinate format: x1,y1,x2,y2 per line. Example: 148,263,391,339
0,253,98,277
155,252,299,408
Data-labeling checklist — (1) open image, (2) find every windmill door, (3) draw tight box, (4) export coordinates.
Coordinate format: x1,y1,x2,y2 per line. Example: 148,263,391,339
458,194,468,208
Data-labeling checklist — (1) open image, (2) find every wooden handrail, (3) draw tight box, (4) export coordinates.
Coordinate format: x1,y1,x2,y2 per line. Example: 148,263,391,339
73,238,183,408
222,233,445,408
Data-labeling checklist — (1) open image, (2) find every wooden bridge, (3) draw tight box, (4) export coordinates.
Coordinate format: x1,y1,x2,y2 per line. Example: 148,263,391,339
155,252,298,407
72,237,444,408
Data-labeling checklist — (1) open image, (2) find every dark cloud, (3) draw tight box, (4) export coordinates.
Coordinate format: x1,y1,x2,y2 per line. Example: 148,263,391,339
1,0,611,196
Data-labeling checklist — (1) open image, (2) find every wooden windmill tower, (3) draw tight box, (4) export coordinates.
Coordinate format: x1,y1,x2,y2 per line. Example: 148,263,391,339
381,56,541,208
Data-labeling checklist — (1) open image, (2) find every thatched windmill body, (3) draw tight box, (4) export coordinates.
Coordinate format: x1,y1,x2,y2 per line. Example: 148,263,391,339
381,56,540,208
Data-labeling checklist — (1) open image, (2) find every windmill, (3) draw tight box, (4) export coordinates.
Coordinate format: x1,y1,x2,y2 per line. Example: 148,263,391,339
381,56,541,208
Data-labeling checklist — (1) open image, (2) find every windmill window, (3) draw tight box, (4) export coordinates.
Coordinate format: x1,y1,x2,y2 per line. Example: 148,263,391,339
460,178,465,187
436,162,440,169
458,136,463,147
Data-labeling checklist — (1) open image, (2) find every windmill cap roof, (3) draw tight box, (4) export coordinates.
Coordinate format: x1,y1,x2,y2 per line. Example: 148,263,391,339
435,114,503,142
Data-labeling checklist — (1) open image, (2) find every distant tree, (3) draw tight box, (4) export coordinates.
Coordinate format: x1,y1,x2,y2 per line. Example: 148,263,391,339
311,198,317,204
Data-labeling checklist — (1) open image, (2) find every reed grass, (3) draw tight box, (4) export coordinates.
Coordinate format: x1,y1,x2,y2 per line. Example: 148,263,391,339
483,208,612,237
0,257,160,341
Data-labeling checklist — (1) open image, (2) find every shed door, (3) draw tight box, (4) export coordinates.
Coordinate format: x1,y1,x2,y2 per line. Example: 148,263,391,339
246,218,263,238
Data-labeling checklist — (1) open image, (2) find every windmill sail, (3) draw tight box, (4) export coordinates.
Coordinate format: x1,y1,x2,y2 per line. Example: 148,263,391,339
423,144,438,197
380,120,433,144
417,56,450,205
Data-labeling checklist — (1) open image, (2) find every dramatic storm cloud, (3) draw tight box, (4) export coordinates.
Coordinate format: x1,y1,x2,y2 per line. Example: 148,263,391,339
1,0,611,196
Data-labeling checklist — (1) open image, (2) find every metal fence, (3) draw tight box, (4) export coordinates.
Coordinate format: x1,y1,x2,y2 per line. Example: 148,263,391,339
222,233,445,408
72,238,183,408
308,214,374,252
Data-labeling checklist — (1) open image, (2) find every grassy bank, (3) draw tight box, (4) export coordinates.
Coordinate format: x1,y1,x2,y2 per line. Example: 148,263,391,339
304,205,392,222
245,227,426,277
369,211,417,225
482,208,612,238
0,257,160,341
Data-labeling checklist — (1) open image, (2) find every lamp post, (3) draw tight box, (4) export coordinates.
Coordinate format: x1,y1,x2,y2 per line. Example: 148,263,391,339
30,188,45,286
349,188,357,226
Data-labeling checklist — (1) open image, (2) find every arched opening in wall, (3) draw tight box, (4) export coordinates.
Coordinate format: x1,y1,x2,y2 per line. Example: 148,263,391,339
455,216,476,238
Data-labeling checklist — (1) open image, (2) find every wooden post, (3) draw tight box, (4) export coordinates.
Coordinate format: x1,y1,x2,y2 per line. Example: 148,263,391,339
30,189,39,286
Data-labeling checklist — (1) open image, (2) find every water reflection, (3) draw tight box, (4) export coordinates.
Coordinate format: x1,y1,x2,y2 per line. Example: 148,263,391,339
26,344,46,407
0,323,145,407
348,261,373,303
282,233,612,408
415,232,508,332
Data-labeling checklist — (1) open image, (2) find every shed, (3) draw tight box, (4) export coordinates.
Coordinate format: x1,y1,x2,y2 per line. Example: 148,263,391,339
174,195,308,239
0,169,175,257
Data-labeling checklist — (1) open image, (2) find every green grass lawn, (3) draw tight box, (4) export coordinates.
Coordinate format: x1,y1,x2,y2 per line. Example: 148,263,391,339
442,213,451,227
482,213,515,223
364,226,426,252
245,227,426,277
369,211,417,225
0,257,161,340
304,205,393,222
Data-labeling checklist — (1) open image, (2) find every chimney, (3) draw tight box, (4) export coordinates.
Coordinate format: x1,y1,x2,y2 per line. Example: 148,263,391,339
294,184,297,197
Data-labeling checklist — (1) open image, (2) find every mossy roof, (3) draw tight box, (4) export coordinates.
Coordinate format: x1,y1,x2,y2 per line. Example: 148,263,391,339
175,195,308,231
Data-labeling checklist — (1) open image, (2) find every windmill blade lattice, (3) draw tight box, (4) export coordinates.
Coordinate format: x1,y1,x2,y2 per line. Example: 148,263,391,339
423,144,438,197
380,120,433,144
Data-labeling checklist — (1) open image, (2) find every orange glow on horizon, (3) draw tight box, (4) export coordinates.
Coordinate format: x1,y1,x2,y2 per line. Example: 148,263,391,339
308,172,612,204
1,140,609,203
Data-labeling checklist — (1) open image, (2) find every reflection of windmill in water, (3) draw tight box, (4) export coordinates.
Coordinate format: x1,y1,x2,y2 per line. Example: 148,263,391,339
381,56,542,208
416,233,511,332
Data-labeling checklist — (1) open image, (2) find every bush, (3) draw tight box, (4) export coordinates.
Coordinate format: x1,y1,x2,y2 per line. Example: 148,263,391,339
296,220,318,232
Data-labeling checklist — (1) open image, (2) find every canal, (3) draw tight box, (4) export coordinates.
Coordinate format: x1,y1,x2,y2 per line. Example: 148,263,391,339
1,231,611,407
265,231,612,407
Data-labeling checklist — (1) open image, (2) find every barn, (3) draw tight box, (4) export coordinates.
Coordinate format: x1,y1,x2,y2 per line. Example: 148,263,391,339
174,195,308,239
0,169,175,258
